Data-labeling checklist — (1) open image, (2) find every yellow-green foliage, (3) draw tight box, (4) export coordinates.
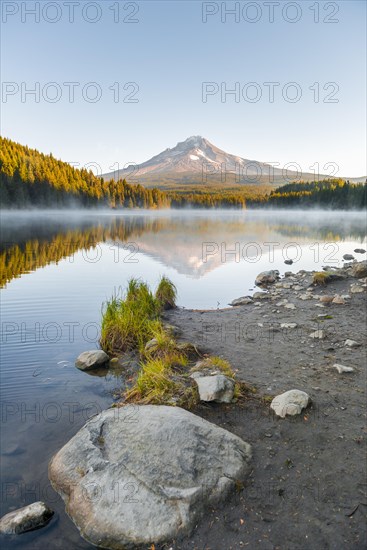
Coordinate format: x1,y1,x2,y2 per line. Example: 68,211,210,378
100,279,162,354
190,356,235,378
143,324,180,359
312,271,331,285
155,276,177,310
125,353,199,408
100,277,180,355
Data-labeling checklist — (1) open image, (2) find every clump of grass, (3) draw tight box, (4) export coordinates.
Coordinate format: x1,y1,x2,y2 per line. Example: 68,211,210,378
155,276,177,310
100,278,162,355
312,272,331,286
190,356,235,378
125,352,199,408
143,323,180,359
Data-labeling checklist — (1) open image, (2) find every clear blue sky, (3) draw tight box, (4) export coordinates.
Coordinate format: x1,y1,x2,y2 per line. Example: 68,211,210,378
1,0,366,177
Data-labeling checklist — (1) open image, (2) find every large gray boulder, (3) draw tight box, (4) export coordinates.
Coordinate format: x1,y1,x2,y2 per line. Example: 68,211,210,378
75,350,109,371
255,270,280,286
0,502,54,534
49,406,251,549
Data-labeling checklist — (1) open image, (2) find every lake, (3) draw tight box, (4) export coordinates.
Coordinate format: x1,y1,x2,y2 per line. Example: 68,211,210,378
0,209,366,548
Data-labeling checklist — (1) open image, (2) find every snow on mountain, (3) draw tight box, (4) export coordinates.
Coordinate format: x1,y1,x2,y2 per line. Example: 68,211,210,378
103,136,281,181
102,136,339,185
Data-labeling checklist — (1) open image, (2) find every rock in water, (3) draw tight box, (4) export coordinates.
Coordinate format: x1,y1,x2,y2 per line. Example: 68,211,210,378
354,248,366,254
193,374,235,403
270,390,310,418
75,350,109,371
284,259,293,265
229,296,253,306
0,502,53,534
255,270,280,286
49,406,252,549
343,254,355,261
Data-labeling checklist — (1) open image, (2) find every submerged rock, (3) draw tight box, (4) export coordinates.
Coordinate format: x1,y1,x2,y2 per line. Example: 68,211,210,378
193,374,235,403
49,406,252,549
0,502,53,535
75,350,109,371
270,389,310,418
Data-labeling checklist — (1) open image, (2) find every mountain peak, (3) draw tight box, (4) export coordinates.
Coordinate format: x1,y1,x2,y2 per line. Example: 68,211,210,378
181,135,205,147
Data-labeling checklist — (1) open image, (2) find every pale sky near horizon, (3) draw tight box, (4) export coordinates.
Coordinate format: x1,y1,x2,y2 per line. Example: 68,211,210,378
1,0,366,177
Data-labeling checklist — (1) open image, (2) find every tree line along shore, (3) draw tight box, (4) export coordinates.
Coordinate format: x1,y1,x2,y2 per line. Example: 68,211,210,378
1,137,366,209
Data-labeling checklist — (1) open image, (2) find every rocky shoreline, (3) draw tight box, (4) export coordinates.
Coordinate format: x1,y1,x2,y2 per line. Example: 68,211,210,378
2,261,366,549
162,261,367,549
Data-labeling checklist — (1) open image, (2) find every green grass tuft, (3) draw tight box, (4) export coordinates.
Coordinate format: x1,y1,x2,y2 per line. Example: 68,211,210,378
100,278,162,354
155,275,177,310
312,272,331,285
125,353,198,408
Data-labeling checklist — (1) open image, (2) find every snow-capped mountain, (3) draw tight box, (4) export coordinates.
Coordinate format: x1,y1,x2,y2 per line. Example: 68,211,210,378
101,136,332,186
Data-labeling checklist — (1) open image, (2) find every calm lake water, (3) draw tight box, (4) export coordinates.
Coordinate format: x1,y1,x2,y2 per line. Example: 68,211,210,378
0,209,366,549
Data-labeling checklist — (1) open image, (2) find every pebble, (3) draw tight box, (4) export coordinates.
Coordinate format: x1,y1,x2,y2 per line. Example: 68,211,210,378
284,303,296,310
350,285,364,294
333,363,354,374
281,323,298,329
332,295,345,304
320,295,334,303
309,330,325,339
299,294,312,300
344,339,361,348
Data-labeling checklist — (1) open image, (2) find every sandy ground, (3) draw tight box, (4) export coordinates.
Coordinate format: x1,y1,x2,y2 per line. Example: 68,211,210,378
162,269,367,550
